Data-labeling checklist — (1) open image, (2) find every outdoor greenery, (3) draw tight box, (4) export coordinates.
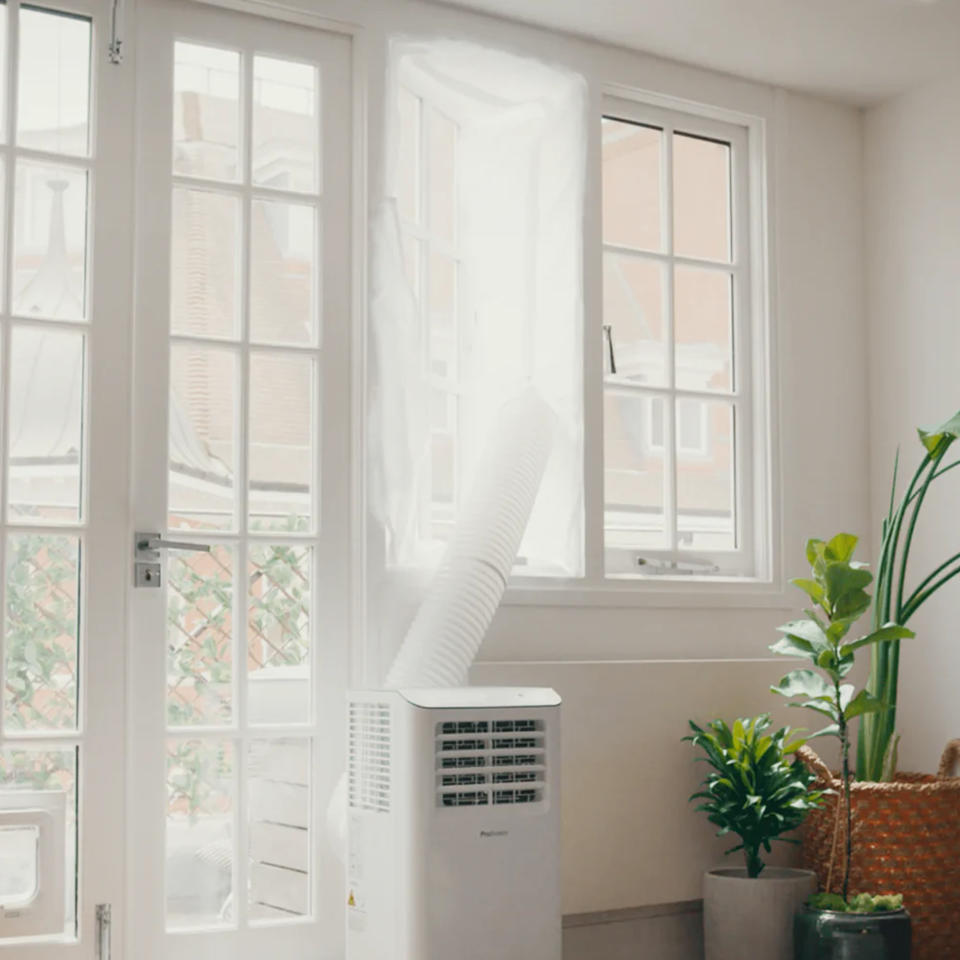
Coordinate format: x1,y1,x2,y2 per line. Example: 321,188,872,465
769,534,914,899
685,714,824,878
858,409,960,782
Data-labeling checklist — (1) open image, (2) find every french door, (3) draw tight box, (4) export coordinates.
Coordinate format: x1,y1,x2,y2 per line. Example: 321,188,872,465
0,0,133,955
128,2,352,959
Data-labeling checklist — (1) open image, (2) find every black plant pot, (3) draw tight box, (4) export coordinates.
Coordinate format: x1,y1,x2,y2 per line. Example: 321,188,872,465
794,907,911,959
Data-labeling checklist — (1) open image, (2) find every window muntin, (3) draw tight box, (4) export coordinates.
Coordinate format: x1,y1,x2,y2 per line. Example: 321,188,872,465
601,103,761,579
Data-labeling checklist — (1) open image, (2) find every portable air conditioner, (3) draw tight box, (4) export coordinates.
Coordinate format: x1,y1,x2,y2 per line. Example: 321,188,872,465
346,687,561,960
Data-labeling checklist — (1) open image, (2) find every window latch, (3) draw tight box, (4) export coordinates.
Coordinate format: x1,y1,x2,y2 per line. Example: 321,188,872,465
635,556,720,576
602,324,617,375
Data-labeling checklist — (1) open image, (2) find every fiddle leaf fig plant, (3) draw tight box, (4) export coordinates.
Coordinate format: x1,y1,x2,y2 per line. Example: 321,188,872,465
770,534,915,898
685,715,824,879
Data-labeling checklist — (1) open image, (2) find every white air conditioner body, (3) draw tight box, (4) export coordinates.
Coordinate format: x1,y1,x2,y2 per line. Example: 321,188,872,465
346,687,561,960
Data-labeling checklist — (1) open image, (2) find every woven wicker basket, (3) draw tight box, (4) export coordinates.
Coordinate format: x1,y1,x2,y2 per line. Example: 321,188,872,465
798,740,960,960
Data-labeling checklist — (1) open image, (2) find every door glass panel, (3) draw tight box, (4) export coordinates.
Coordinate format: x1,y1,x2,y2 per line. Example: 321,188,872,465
169,344,237,531
171,188,241,340
174,42,241,182
603,391,665,550
248,738,310,922
249,198,317,345
677,400,736,550
248,353,314,532
248,544,311,725
13,161,88,320
252,56,318,194
396,87,420,224
167,545,234,728
166,739,234,929
7,327,84,522
4,534,79,732
17,7,91,157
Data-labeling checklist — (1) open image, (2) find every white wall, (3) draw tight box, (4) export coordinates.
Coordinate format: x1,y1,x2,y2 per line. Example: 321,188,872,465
864,78,960,777
286,0,871,914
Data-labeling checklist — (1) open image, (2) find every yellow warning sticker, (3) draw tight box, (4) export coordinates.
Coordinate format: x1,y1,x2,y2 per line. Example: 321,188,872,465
348,891,356,908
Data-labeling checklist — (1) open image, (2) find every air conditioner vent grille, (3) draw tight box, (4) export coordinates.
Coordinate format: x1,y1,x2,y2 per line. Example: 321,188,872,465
435,717,546,808
349,701,391,813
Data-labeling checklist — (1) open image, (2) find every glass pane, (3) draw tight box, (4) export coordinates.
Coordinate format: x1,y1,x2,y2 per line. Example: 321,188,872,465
0,747,77,936
4,535,79,732
674,267,733,392
252,56,318,194
677,400,736,550
167,545,233,728
428,109,456,246
169,344,237,531
249,353,314,532
396,87,419,223
602,254,666,386
7,328,83,523
174,42,240,182
250,198,317,345
429,253,456,328
166,739,234,930
248,738,310,922
602,119,662,252
17,8,91,156
13,162,88,320
171,188,240,339
604,391,665,550
0,825,38,905
673,132,731,262
248,544,311,725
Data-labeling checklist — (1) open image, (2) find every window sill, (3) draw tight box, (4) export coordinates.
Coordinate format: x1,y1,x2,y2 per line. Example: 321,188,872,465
502,576,791,609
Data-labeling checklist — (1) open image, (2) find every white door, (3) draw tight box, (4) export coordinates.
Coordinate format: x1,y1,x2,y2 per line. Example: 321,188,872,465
0,0,133,955
129,2,353,958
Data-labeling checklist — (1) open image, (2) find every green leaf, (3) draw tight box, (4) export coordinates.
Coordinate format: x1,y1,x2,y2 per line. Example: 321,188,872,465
771,670,831,701
825,533,858,563
790,577,824,605
805,539,826,567
769,636,816,661
839,622,915,658
776,619,830,652
844,689,887,721
918,410,960,455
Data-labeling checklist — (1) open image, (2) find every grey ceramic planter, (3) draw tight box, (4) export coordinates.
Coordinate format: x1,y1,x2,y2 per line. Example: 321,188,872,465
703,867,817,960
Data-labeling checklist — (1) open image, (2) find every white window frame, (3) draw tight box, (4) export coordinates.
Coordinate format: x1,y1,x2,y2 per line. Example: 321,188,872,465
597,94,771,585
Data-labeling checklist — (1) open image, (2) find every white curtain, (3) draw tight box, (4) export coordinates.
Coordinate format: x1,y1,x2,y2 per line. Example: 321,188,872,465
369,38,587,583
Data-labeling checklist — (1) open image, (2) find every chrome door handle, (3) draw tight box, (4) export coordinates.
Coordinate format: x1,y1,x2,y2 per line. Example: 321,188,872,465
133,532,211,588
136,534,211,553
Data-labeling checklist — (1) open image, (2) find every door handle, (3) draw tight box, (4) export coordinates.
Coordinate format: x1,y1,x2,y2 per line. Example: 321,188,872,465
133,532,211,588
136,534,211,553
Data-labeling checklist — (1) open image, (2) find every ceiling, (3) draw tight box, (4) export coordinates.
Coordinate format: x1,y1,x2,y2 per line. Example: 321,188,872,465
435,0,960,106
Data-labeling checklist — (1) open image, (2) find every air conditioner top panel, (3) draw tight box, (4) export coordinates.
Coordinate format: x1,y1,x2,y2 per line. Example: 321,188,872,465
383,687,561,709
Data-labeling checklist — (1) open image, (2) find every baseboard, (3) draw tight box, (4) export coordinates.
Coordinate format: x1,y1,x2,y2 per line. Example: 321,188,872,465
563,901,704,960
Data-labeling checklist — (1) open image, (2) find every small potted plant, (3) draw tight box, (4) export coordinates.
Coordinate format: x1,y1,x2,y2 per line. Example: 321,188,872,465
685,714,824,960
769,534,914,959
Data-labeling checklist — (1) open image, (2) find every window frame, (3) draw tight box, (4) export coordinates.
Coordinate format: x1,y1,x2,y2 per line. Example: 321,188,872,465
505,90,778,604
